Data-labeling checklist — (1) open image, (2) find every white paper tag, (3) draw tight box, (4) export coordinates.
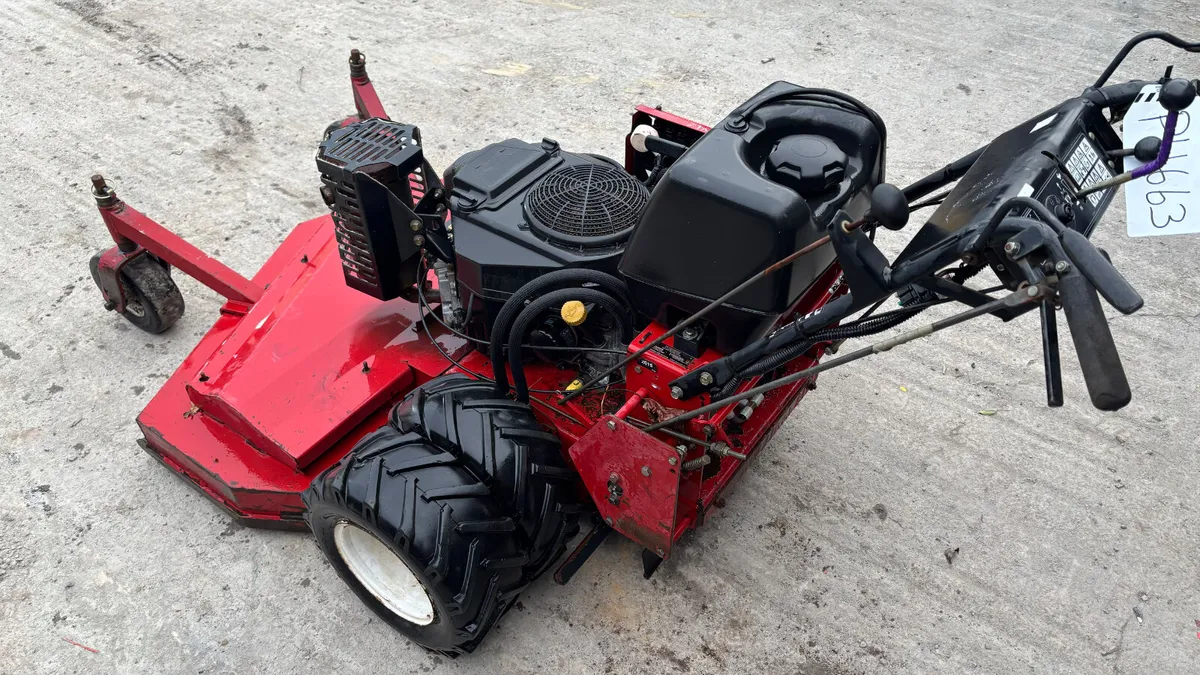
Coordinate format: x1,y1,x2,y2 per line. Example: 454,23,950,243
1124,84,1200,237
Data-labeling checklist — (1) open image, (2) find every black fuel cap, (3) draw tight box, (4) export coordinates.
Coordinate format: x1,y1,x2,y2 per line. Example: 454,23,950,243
766,135,847,197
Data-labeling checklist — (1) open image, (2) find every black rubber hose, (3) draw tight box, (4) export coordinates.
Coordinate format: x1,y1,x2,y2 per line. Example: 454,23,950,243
507,288,634,403
489,269,630,396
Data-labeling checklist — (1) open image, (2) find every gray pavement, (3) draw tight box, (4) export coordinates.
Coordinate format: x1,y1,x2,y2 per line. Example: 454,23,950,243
1,1,1198,673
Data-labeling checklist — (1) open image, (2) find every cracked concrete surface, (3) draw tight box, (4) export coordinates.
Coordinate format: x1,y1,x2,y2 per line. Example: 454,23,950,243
1,1,1199,673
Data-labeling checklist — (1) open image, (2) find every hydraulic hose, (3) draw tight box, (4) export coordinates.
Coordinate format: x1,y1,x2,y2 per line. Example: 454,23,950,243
507,287,633,404
489,269,630,397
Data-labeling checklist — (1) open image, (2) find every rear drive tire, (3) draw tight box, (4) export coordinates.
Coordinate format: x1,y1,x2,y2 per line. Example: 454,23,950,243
302,376,578,655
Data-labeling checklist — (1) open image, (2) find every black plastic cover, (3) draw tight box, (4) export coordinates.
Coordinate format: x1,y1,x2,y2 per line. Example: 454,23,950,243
317,119,429,300
445,139,641,330
619,81,883,353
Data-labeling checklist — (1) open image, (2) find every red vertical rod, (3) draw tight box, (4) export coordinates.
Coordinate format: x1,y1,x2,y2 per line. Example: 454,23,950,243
613,388,648,420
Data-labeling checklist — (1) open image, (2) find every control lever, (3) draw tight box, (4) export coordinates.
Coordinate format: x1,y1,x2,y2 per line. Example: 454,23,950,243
1077,77,1197,198
1057,269,1132,411
1039,301,1064,407
1058,229,1143,314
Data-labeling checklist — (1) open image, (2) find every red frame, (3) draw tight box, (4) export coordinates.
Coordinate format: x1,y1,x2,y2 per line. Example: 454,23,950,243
93,53,846,557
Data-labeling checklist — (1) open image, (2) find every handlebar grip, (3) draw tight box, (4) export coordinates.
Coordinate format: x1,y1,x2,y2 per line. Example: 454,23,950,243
1060,229,1143,314
1057,272,1132,411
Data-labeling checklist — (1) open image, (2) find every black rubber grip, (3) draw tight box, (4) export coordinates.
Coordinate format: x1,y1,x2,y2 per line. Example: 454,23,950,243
1057,272,1132,411
1060,229,1143,314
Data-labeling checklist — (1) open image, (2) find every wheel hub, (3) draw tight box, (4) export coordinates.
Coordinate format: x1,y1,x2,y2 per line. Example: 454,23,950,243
333,520,435,625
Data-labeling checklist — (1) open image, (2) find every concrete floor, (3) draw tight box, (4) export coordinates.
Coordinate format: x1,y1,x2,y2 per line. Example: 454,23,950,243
2,0,1199,672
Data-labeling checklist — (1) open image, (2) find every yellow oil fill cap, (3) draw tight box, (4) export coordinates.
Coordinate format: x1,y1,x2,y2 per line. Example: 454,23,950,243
560,300,588,326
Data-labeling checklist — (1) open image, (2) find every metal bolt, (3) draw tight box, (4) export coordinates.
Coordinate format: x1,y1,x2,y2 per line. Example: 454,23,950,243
668,457,678,466
432,188,444,199
609,472,619,482
656,548,665,556
682,455,712,471
710,442,748,461
680,326,700,341
701,424,714,438
634,365,642,374
413,235,425,246
1055,260,1070,273
996,264,1006,272
641,466,651,477
1004,241,1020,256
1026,286,1039,297
409,219,422,231
670,386,683,400
607,420,617,431
698,372,713,386
605,517,613,525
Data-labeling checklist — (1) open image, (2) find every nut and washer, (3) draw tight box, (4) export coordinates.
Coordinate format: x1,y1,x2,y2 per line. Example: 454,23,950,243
1004,241,1020,256
670,386,684,400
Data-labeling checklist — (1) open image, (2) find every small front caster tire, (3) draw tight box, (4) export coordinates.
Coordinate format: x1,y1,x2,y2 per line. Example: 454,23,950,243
89,252,185,334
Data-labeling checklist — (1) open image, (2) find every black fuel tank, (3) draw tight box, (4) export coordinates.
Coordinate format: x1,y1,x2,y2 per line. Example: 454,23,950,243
619,82,883,353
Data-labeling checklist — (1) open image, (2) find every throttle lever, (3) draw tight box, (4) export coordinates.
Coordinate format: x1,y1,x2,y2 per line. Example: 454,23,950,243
1058,229,1144,314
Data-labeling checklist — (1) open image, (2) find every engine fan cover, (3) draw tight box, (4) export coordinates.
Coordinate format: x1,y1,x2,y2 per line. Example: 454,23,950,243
524,163,648,247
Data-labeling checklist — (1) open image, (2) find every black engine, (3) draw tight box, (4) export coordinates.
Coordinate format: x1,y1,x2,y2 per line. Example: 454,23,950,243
316,81,884,360
443,138,648,330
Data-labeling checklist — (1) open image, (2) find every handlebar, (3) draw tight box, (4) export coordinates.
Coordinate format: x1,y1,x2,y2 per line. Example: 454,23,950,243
1056,269,1133,410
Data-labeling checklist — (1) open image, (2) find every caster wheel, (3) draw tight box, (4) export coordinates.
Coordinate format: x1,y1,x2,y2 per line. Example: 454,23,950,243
89,253,185,334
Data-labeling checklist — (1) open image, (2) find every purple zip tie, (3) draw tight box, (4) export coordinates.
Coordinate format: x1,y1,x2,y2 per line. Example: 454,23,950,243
1131,110,1178,179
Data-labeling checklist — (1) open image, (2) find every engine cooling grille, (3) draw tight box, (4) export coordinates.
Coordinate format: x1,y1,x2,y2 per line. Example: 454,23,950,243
524,163,649,247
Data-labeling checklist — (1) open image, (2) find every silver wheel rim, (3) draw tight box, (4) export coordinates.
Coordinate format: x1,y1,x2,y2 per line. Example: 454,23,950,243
333,520,435,625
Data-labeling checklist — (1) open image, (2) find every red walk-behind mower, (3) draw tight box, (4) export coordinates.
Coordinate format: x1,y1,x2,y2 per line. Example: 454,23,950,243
88,34,1198,654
